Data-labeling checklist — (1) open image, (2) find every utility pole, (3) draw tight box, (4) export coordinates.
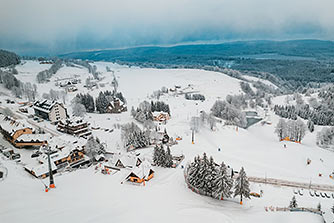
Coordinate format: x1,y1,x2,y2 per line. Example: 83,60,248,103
47,148,55,188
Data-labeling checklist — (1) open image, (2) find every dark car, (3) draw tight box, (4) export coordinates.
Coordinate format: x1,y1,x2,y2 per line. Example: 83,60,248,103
11,153,21,161
3,151,11,158
31,151,42,158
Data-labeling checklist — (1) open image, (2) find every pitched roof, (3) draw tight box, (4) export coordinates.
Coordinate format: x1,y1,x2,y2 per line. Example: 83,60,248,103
0,115,33,136
126,160,154,180
111,153,141,169
24,160,57,177
16,133,51,143
57,117,88,128
33,99,63,113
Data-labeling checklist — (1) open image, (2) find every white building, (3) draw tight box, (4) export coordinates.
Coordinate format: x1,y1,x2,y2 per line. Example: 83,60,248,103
33,100,68,124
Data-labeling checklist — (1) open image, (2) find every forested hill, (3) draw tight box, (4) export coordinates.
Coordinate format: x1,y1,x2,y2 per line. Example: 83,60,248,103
0,49,20,67
60,39,334,62
60,39,334,87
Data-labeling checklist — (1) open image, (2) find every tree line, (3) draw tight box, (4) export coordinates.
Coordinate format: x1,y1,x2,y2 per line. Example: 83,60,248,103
275,119,307,142
186,153,250,203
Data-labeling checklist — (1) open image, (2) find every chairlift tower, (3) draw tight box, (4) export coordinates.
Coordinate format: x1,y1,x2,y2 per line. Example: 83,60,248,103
47,147,55,188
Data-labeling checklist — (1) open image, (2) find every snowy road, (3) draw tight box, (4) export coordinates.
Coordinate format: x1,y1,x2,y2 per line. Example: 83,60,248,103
248,176,334,192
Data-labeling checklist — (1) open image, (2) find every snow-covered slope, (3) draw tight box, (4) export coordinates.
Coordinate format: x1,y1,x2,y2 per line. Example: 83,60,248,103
0,60,331,223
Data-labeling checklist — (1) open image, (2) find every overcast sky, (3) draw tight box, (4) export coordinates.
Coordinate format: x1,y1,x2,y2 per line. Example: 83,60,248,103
0,0,333,55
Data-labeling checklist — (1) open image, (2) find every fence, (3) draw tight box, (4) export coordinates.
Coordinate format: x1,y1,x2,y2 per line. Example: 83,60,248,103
248,176,334,192
266,206,322,216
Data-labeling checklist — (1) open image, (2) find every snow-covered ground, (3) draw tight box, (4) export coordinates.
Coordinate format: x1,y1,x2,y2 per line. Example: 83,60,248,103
0,60,333,223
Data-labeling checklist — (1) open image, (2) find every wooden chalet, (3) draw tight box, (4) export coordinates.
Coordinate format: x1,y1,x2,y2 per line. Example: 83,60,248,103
153,112,170,122
125,160,154,184
15,134,50,148
106,153,142,171
106,98,127,113
0,115,33,145
24,160,57,178
57,117,91,138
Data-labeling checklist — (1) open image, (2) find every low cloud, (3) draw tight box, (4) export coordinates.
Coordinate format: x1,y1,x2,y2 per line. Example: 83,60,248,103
0,0,333,55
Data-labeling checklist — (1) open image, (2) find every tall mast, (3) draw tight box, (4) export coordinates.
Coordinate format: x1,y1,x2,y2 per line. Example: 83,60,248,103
47,147,55,188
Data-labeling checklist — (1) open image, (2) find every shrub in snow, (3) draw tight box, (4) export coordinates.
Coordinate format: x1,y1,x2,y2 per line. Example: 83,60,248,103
85,136,105,159
289,196,298,208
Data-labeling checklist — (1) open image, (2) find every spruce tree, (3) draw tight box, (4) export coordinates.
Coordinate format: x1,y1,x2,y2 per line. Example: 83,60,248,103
212,162,233,200
204,156,218,194
165,146,173,167
153,145,160,166
233,167,250,204
289,196,298,208
159,145,166,167
188,156,201,186
307,119,315,133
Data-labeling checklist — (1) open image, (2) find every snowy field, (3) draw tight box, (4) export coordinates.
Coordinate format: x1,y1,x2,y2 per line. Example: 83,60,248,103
0,60,333,223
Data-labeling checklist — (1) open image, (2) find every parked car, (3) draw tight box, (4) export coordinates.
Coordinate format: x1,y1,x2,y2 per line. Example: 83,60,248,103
3,151,11,158
11,153,21,162
19,108,28,113
31,151,42,158
0,145,5,153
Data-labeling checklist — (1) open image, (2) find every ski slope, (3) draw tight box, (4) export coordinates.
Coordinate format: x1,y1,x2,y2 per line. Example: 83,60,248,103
0,60,333,223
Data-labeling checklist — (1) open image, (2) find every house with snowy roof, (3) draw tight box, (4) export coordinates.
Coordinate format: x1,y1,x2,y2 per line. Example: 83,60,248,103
125,160,154,184
106,153,142,170
0,115,33,145
24,159,57,178
57,117,91,138
37,143,88,170
33,99,68,124
153,111,170,122
15,133,50,148
0,115,50,148
106,98,127,113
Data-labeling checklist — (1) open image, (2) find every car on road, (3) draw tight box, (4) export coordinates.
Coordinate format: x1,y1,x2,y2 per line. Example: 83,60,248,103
0,145,5,153
31,151,42,158
2,148,14,158
11,153,21,162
